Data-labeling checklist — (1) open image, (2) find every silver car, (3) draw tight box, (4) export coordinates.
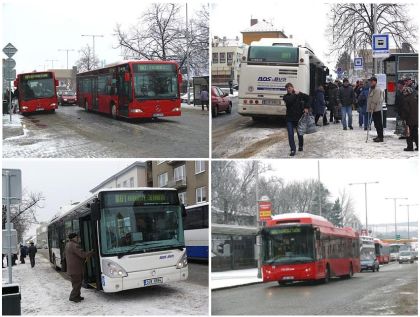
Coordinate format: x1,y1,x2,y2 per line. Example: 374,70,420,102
398,251,414,264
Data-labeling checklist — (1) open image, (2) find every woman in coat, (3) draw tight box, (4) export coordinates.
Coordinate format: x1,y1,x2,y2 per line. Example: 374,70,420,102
401,87,418,151
312,85,328,126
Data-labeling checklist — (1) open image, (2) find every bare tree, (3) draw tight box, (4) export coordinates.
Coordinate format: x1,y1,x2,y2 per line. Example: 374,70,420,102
326,4,417,62
338,189,362,230
76,45,99,72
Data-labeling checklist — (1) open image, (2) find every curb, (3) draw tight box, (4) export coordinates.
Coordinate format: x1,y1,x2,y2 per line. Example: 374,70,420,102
211,280,263,291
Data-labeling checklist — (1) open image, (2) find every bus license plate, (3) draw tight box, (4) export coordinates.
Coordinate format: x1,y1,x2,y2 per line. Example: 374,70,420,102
283,276,294,280
153,113,164,117
36,108,44,111
144,277,163,286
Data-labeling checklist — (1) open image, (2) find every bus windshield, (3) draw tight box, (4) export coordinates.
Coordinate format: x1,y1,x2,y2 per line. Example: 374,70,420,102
262,226,314,265
21,78,55,101
248,46,299,64
133,64,179,100
360,247,375,260
100,205,184,256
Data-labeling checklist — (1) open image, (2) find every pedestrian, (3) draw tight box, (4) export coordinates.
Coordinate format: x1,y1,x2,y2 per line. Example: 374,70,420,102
357,81,369,130
395,80,407,138
200,87,209,111
312,85,328,126
28,241,37,268
19,244,27,264
400,86,418,151
283,83,310,156
337,78,355,130
367,76,384,143
329,81,340,123
65,233,94,303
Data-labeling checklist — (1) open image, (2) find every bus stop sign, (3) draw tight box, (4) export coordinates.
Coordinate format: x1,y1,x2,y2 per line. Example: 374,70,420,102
2,43,18,58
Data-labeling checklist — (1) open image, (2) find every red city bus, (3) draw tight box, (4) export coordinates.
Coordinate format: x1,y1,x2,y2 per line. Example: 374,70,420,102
261,213,360,285
14,71,59,114
77,60,182,119
374,238,390,264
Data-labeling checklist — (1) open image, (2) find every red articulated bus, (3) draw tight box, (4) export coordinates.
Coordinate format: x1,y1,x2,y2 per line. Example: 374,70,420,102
261,213,360,285
76,60,182,119
374,238,390,264
14,71,59,114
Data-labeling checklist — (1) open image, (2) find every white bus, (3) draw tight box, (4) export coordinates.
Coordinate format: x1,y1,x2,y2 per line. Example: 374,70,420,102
48,188,188,293
184,203,209,260
238,38,329,121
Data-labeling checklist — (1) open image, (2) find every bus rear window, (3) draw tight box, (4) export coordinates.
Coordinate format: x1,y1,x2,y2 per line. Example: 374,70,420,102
248,46,298,64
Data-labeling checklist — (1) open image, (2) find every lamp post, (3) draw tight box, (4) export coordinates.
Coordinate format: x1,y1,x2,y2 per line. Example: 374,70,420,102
255,162,262,279
399,203,418,240
348,181,379,233
81,34,104,65
58,49,75,69
45,59,58,69
385,197,408,239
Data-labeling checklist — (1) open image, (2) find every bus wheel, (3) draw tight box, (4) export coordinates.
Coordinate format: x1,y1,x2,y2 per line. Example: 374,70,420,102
348,264,353,279
84,100,89,112
323,265,330,284
111,104,118,119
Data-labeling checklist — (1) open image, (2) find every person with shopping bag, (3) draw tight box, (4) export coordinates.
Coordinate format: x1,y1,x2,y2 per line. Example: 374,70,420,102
283,83,310,156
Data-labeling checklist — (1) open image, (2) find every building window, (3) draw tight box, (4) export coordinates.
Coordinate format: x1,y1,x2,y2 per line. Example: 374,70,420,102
178,192,187,205
174,165,186,181
227,52,233,65
212,52,219,64
196,186,207,203
158,172,168,187
220,52,226,64
123,180,127,187
130,177,134,188
117,184,121,188
195,161,206,174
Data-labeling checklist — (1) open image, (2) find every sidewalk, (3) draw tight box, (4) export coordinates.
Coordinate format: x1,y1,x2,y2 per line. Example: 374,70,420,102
211,268,263,290
181,102,209,111
2,114,24,139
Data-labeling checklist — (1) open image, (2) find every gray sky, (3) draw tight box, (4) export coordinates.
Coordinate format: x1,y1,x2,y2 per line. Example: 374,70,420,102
2,0,205,74
211,1,418,72
255,159,419,226
2,159,138,239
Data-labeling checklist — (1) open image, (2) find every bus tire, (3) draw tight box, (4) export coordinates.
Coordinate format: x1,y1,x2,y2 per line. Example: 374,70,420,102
323,265,330,284
347,264,353,279
111,104,118,119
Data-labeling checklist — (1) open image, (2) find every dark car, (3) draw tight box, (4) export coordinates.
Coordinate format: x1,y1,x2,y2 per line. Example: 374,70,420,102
60,90,77,106
360,255,380,272
211,86,232,117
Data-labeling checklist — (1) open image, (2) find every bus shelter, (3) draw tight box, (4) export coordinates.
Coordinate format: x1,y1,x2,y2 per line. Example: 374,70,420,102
192,76,209,106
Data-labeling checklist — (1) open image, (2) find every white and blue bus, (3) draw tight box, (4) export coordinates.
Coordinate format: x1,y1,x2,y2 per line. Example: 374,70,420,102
184,203,208,260
47,188,188,293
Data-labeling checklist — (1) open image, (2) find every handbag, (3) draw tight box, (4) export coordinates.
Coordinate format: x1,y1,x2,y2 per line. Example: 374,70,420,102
297,113,318,136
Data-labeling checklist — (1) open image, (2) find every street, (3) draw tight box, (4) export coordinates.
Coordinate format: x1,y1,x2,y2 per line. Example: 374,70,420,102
211,261,417,315
2,104,209,158
2,249,208,315
212,98,418,159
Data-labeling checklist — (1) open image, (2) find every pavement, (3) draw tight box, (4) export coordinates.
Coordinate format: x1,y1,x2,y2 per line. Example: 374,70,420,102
2,114,24,140
211,268,262,290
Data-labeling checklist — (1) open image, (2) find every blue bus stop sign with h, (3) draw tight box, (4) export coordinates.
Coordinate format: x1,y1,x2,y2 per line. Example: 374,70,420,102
354,57,363,70
372,34,389,51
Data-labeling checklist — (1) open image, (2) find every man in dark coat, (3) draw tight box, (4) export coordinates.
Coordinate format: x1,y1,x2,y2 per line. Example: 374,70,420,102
65,233,94,303
328,82,340,123
283,83,310,156
28,241,37,268
312,85,328,126
19,244,27,264
400,87,418,151
337,78,355,130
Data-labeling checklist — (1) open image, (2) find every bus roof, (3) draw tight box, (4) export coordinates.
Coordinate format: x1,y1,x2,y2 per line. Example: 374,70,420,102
266,213,358,238
250,37,315,54
17,71,54,77
77,60,179,75
185,202,209,210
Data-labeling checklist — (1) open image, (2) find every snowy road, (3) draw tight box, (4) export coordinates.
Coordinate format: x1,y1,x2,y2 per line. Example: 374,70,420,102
2,252,208,315
212,99,418,159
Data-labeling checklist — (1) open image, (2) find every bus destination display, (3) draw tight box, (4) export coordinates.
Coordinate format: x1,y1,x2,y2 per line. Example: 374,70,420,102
269,227,302,235
103,191,179,207
133,64,176,72
22,73,52,80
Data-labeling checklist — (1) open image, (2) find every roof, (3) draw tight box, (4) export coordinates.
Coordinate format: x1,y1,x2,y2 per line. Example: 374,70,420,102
78,60,179,75
241,20,286,34
90,161,146,193
212,223,258,236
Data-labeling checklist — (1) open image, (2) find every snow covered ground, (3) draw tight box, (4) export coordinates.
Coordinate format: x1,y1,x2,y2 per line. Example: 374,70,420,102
2,254,208,315
211,268,262,290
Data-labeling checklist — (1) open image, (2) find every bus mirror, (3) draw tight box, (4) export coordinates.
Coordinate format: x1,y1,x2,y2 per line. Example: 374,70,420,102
124,72,131,82
91,199,101,221
181,204,187,218
55,80,59,87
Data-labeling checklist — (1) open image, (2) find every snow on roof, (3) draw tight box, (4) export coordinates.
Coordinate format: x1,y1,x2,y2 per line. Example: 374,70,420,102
241,20,285,34
271,212,328,223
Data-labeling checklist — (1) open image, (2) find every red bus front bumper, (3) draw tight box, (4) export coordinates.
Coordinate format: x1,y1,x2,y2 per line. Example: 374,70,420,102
262,262,319,283
20,99,58,113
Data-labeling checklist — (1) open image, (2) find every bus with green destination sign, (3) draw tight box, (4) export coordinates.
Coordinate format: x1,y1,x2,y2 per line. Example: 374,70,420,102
77,61,182,119
47,188,188,293
14,71,59,114
261,213,360,285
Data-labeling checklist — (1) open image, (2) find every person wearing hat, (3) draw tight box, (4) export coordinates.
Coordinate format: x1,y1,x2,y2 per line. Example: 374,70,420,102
367,76,384,142
28,241,37,268
65,233,94,303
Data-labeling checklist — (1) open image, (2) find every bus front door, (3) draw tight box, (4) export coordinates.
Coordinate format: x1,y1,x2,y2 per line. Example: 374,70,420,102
91,78,99,111
118,71,130,117
80,216,101,290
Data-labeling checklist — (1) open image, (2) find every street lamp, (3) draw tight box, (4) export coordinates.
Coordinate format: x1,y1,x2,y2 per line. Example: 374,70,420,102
399,203,418,240
348,181,379,234
81,34,104,64
385,197,408,240
58,49,75,69
45,59,58,69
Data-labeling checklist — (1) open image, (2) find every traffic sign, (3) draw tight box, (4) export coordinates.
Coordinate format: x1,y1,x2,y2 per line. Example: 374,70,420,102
258,201,272,221
4,69,16,81
2,43,18,58
372,34,390,58
354,57,363,70
2,169,22,204
4,58,16,69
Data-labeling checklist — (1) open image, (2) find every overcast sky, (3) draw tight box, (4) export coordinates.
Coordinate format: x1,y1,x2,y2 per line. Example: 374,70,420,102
2,0,205,74
252,159,419,226
211,1,418,72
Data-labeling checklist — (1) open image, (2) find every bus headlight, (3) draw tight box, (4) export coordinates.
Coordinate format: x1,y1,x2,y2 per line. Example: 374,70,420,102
50,103,57,107
172,107,180,112
176,251,188,269
102,259,128,278
22,106,28,110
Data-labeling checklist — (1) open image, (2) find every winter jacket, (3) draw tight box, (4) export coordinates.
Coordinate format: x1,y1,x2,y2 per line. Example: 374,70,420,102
357,86,369,113
283,92,310,122
65,240,93,275
401,92,418,126
20,245,27,257
337,85,355,106
312,89,326,115
28,245,37,258
328,85,338,109
367,86,382,113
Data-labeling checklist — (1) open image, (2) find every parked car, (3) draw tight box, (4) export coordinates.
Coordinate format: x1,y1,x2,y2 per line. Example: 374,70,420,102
181,92,194,104
398,251,414,264
60,90,77,106
360,254,380,272
211,86,232,117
